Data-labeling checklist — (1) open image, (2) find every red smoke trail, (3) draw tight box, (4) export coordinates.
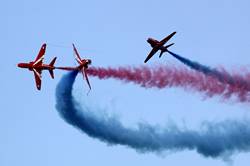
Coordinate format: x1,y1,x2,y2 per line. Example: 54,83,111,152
88,65,250,103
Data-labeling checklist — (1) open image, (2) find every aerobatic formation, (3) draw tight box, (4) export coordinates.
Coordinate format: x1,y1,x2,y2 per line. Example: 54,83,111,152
18,32,250,159
18,43,92,90
17,32,177,91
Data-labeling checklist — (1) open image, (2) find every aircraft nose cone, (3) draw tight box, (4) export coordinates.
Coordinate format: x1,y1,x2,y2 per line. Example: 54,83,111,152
88,59,92,65
17,63,25,68
147,38,152,44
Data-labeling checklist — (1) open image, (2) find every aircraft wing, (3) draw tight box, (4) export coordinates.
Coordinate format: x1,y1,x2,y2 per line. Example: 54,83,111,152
82,68,91,91
144,48,158,63
34,43,46,66
159,32,176,45
33,68,42,90
72,44,82,64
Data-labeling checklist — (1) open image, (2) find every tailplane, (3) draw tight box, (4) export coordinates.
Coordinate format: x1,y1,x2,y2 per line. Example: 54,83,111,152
49,57,57,66
49,57,57,79
165,43,174,49
49,70,55,79
159,43,174,58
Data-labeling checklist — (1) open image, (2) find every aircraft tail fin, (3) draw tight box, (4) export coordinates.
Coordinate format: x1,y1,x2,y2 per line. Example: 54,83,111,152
159,43,174,58
159,50,164,58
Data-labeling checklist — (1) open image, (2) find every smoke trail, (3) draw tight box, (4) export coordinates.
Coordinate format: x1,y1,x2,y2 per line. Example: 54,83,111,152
167,51,224,77
167,51,250,92
87,65,250,103
56,71,250,158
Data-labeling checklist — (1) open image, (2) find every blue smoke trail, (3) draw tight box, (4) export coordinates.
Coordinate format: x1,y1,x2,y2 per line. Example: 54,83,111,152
56,71,250,158
167,51,235,84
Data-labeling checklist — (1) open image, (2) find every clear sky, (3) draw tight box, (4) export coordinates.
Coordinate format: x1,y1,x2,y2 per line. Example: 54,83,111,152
2,0,250,165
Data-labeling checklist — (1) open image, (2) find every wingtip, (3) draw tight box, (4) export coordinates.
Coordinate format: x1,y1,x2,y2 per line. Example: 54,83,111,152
41,43,47,49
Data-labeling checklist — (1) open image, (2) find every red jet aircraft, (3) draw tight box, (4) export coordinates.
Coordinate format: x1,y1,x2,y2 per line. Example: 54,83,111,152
144,31,176,63
56,44,92,91
17,43,57,90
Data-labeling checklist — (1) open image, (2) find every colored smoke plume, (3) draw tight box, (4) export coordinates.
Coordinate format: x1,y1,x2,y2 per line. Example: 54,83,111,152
55,71,250,159
87,65,250,103
168,51,250,92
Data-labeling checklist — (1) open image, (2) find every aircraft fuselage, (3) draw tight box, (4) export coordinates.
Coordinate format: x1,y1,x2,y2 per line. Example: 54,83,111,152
56,59,91,71
17,62,55,71
147,38,167,51
79,59,92,69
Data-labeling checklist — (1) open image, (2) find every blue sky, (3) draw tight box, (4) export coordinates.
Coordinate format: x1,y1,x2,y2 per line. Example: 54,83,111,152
2,0,250,165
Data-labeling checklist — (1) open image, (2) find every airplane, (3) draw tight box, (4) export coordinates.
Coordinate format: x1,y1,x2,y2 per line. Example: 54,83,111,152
56,43,92,91
144,31,176,63
17,43,57,90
